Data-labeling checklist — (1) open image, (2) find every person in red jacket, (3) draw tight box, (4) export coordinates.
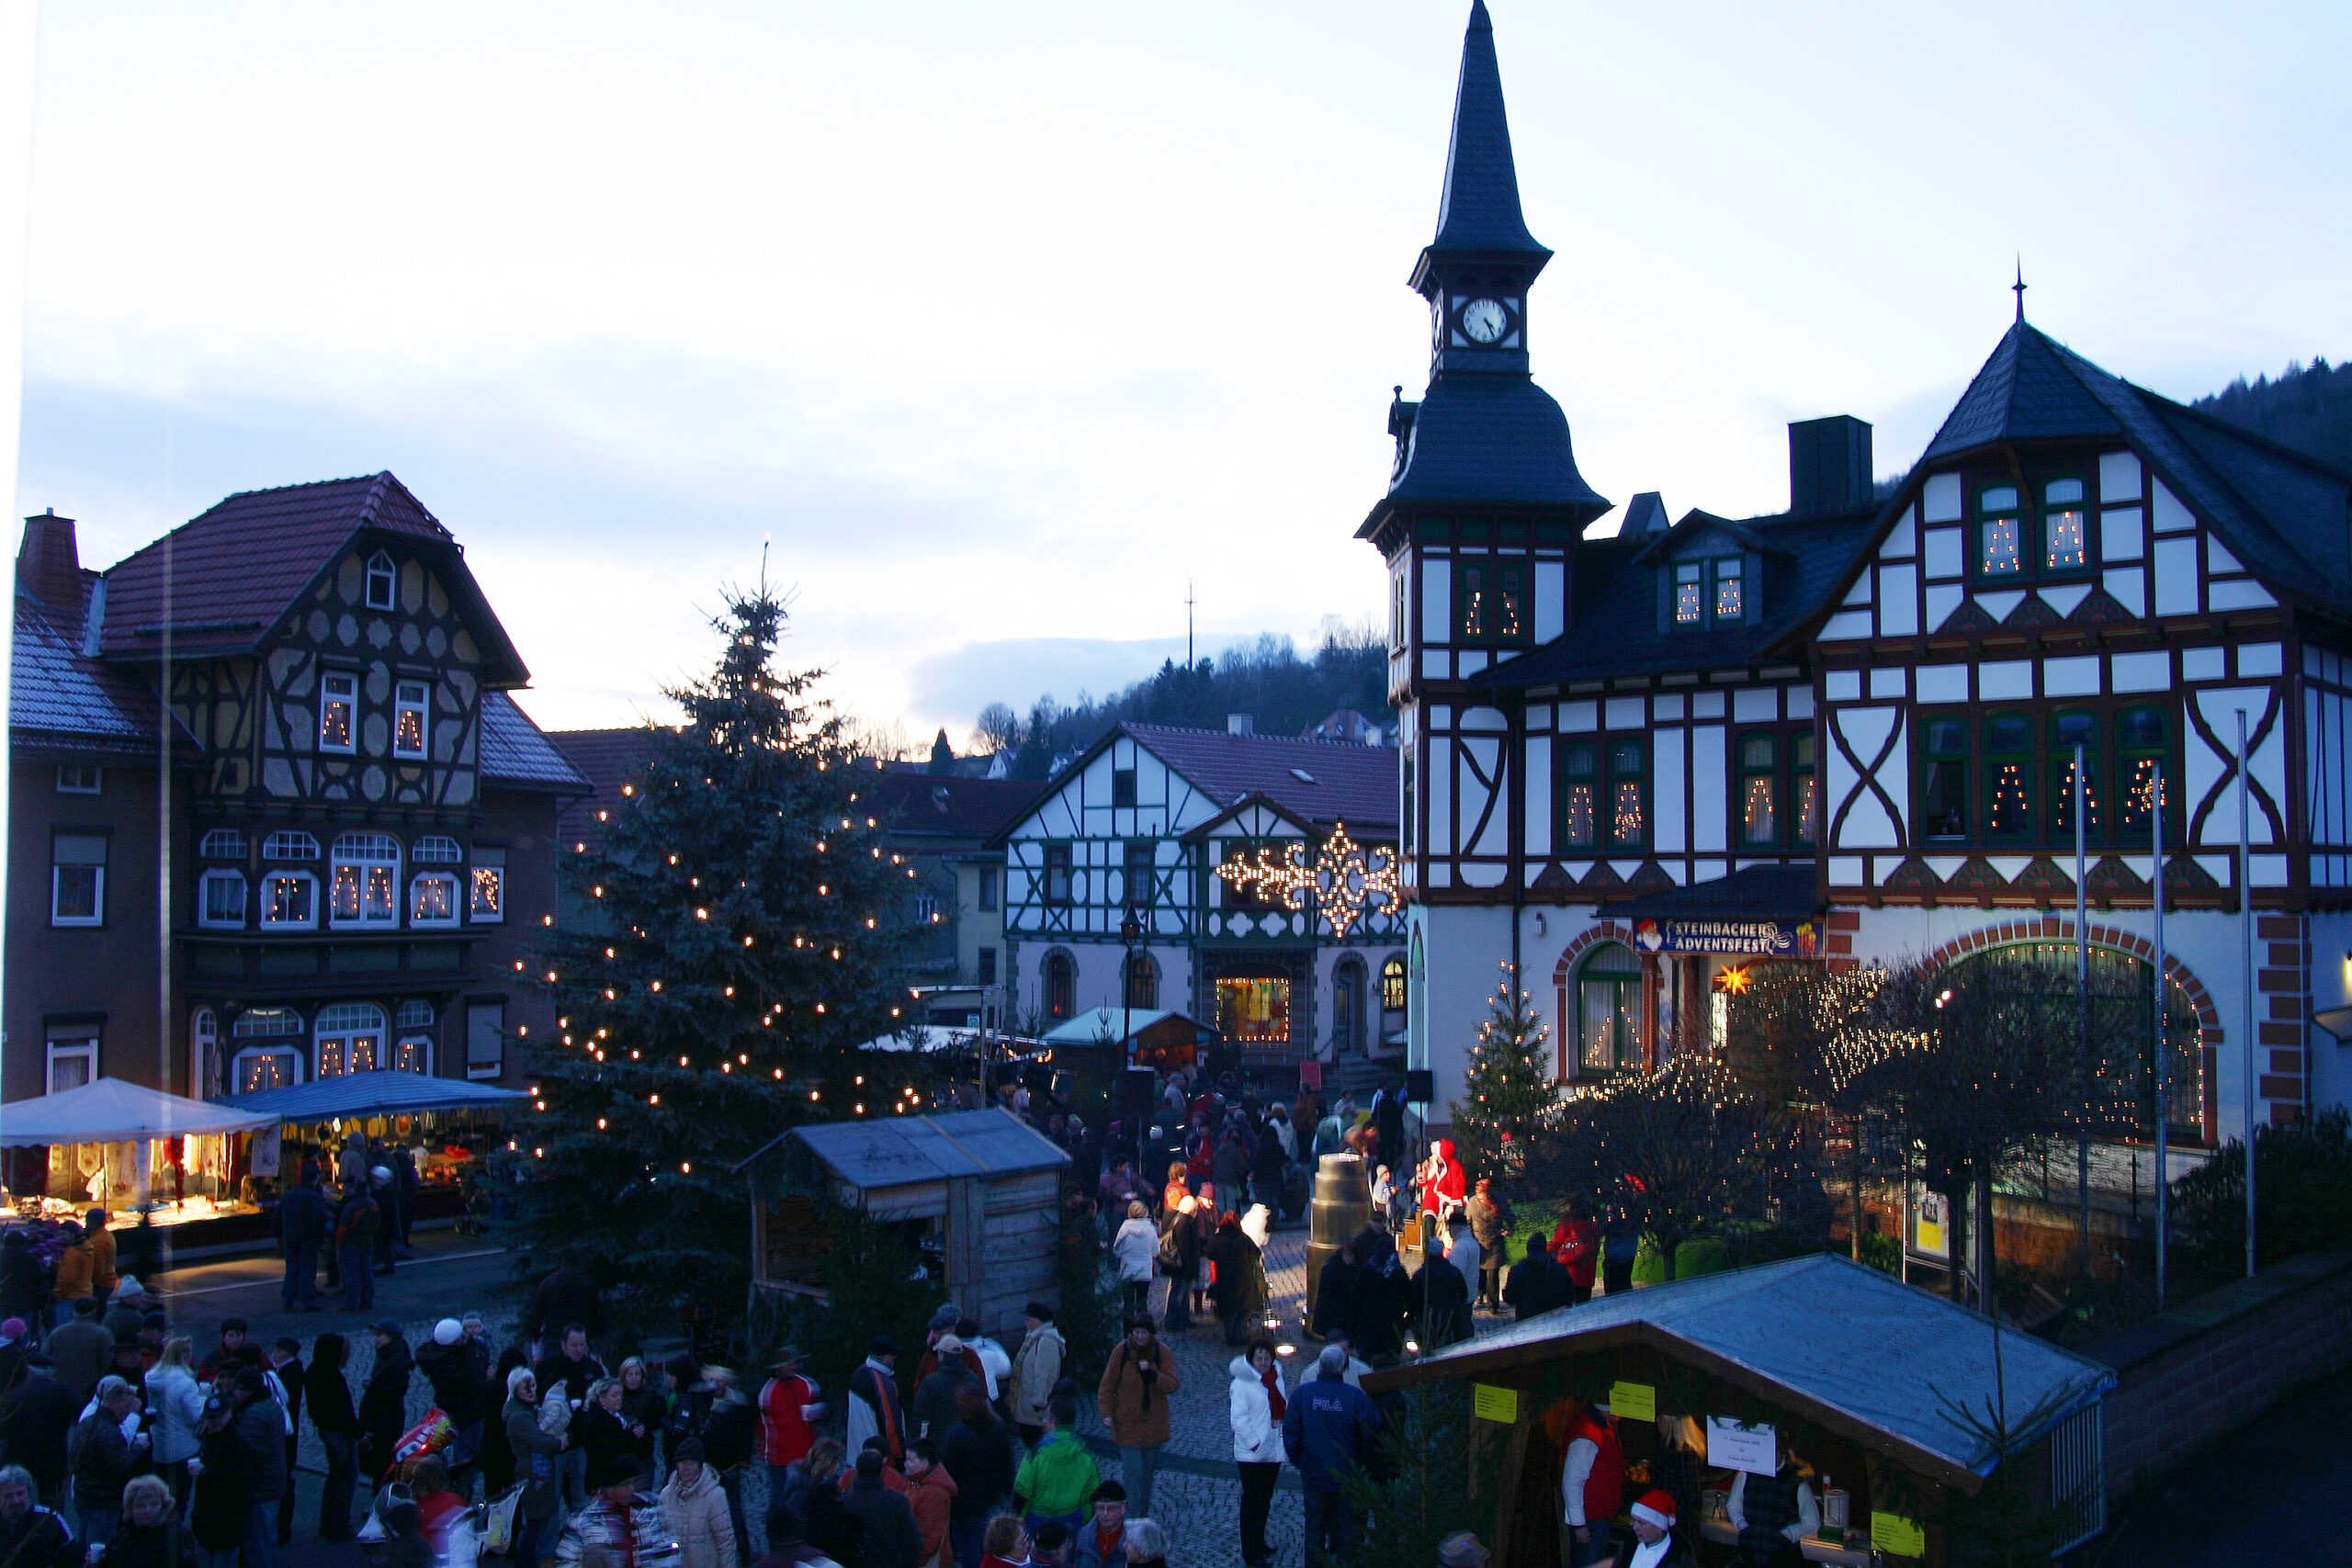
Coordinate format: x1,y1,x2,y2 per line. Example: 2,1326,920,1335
1561,1396,1625,1567
1552,1203,1600,1306
758,1348,824,1500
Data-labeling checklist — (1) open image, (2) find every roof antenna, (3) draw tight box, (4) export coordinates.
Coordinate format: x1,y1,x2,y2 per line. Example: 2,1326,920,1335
2013,257,2027,324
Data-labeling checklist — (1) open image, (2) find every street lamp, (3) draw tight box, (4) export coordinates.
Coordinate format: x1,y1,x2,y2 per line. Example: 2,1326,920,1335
1121,908,1144,1175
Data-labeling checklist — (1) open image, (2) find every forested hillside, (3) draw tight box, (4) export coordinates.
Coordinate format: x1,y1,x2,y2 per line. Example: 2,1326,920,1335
2197,356,2352,471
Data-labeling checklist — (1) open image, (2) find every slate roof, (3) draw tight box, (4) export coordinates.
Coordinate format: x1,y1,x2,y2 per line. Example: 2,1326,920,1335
1472,504,1878,689
1608,864,1822,922
1374,375,1611,520
548,727,668,853
1425,0,1547,259
868,773,1046,842
1921,322,2352,608
96,472,530,682
765,1108,1069,1191
11,576,182,756
1121,723,1398,833
478,693,592,793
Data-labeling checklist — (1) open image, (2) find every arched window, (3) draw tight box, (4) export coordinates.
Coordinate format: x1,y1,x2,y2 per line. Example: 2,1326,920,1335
1124,952,1159,1010
193,1009,221,1100
1044,953,1075,1021
1577,942,1643,1076
366,550,398,610
331,833,400,927
1378,955,1408,1052
231,1007,303,1093
315,1003,387,1077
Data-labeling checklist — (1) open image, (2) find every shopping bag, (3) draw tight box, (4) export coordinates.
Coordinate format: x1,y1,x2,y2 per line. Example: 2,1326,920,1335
481,1486,523,1556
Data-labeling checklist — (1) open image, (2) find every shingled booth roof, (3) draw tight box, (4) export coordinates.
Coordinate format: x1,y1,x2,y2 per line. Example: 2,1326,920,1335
1362,1254,2115,1493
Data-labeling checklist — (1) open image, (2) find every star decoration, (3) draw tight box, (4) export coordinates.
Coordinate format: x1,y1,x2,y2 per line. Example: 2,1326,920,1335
1214,821,1402,940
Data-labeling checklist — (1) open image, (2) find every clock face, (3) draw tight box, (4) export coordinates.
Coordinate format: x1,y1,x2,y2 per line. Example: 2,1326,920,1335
1460,298,1510,344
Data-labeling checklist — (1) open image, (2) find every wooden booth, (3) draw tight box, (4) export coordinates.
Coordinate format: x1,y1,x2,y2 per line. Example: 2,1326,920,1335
1363,1256,2116,1567
740,1109,1069,1337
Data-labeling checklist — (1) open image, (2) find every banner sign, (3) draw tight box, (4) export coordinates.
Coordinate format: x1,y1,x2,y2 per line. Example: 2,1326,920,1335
1705,1416,1778,1476
1632,918,1820,958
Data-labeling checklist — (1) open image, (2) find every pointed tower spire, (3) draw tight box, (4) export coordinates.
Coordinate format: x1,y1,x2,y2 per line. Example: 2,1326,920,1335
2013,257,2028,322
1428,0,1548,259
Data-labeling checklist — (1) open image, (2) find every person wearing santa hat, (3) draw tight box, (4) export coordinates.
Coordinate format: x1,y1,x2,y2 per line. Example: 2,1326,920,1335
1602,1491,1691,1567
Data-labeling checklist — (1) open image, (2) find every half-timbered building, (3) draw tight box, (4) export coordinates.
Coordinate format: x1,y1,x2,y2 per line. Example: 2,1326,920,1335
993,722,1404,1097
6,475,586,1114
1370,2,2352,1163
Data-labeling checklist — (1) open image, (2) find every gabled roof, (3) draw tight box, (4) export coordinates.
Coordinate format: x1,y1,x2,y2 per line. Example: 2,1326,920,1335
1913,322,2352,607
1628,508,1790,567
757,1108,1069,1193
1423,0,1547,260
1363,1253,2116,1493
1178,790,1319,844
549,726,669,854
478,693,592,794
96,473,530,682
1042,1008,1208,1046
11,574,191,758
1120,723,1398,834
868,773,1046,842
1474,503,1878,689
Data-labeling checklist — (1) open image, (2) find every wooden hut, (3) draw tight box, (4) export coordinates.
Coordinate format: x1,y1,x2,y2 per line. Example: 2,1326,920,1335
1363,1255,2115,1567
739,1109,1069,1337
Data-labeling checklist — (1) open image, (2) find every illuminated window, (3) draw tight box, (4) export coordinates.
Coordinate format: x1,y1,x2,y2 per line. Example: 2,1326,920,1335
1044,953,1075,1021
1608,740,1646,848
1978,486,2022,577
1737,734,1777,845
330,832,400,927
319,671,357,753
1673,562,1703,625
261,871,318,928
1984,713,2033,839
232,1008,303,1092
393,681,429,758
2044,478,2088,570
1714,558,1744,621
1793,730,1818,847
410,872,459,928
1380,955,1408,1011
1458,562,1489,640
1577,942,1642,1075
1455,559,1527,644
199,870,247,929
469,854,505,922
1921,717,1969,840
1558,742,1597,848
2118,705,2171,842
365,551,397,610
394,1000,434,1075
1215,976,1291,1044
2049,710,2101,840
315,1003,386,1078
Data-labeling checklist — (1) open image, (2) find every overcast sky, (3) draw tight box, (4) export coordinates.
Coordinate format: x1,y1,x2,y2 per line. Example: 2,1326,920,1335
17,1,2351,743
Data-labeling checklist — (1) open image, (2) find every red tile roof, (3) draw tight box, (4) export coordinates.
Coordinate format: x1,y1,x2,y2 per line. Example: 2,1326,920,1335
548,727,668,854
868,773,1046,841
1122,723,1398,833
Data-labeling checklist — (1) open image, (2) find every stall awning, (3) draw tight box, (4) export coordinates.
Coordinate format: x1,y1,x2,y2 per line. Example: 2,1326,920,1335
217,1071,528,1121
0,1077,277,1146
1363,1254,2116,1492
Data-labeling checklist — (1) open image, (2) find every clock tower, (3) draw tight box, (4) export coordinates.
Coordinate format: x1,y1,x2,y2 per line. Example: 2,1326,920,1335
1359,1,1610,1089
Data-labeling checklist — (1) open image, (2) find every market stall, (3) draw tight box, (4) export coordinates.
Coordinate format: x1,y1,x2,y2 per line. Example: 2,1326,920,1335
220,1069,528,1222
736,1108,1069,1336
1363,1255,2116,1567
0,1077,279,1235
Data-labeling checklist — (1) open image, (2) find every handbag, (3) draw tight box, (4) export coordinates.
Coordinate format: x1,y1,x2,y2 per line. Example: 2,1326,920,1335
481,1485,524,1555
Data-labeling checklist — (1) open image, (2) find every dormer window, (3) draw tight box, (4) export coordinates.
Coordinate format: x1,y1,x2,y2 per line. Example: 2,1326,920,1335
366,552,397,610
1669,558,1746,629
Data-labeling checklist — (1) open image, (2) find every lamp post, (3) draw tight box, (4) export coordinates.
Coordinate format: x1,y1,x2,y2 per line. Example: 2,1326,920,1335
1121,908,1144,1176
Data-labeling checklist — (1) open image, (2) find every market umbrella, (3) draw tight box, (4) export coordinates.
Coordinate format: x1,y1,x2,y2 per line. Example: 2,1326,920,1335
0,1077,277,1146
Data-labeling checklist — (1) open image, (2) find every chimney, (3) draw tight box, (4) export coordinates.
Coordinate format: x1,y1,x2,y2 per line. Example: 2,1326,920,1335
1227,713,1254,736
17,509,82,609
1788,415,1874,516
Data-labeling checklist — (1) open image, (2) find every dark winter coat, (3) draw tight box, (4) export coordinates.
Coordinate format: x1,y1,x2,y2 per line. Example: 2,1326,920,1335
1308,1254,1363,1344
276,1182,330,1248
360,1336,415,1474
70,1409,142,1509
699,1395,757,1472
910,1362,980,1445
525,1265,605,1345
416,1337,493,1429
1419,1252,1474,1348
0,1243,47,1324
581,1403,638,1483
0,1505,79,1568
939,1415,1015,1524
1504,1248,1570,1320
1280,1369,1379,1494
532,1348,607,1421
235,1397,288,1501
838,1476,920,1568
306,1362,358,1437
190,1425,254,1551
0,1374,75,1493
505,1396,566,1521
96,1518,198,1568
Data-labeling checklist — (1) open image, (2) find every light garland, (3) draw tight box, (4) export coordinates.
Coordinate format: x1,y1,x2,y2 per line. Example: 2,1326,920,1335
1212,821,1403,939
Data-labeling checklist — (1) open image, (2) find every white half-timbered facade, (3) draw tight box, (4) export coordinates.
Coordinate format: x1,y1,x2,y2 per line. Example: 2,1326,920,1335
1359,2,2352,1159
993,722,1405,1093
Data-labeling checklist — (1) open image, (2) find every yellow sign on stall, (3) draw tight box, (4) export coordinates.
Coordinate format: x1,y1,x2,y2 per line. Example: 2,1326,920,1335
1472,1384,1519,1425
1870,1512,1927,1558
1607,1381,1656,1422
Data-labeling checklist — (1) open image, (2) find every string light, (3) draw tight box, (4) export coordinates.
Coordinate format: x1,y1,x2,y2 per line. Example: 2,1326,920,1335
1212,821,1402,939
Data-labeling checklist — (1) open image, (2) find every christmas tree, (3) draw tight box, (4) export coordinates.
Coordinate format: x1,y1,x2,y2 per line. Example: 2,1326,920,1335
1452,962,1557,1190
503,581,922,1326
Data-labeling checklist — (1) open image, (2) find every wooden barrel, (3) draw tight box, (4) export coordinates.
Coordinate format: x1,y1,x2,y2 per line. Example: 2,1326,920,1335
1303,1152,1371,1327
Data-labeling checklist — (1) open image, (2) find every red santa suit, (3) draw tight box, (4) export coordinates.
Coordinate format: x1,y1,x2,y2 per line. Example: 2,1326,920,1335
1420,1138,1468,1225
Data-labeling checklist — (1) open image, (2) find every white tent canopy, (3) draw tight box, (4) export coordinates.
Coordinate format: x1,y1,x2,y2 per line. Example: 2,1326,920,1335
0,1077,277,1147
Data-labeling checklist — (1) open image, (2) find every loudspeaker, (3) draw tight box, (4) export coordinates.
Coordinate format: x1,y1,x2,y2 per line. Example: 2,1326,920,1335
1404,1068,1435,1103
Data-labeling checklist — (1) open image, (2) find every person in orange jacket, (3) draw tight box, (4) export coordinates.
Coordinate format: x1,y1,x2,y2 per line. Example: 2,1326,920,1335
901,1437,958,1568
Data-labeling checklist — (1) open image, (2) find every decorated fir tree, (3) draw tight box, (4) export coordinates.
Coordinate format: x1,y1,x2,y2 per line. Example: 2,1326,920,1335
1453,961,1557,1190
503,581,922,1325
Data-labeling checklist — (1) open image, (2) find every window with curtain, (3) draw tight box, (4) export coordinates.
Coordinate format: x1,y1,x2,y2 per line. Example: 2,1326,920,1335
1985,714,2033,838
319,671,357,752
1737,734,1777,845
1577,943,1642,1074
331,832,401,926
2118,705,2171,842
1124,841,1154,908
1608,740,1646,848
1125,953,1159,1010
315,1003,387,1077
1978,485,2023,577
1922,717,1969,840
1793,730,1818,846
1043,843,1073,905
1558,742,1597,848
2049,710,2101,840
2043,478,2088,570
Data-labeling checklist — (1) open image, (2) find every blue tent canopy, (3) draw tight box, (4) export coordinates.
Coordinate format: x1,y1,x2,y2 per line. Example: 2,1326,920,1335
216,1071,527,1122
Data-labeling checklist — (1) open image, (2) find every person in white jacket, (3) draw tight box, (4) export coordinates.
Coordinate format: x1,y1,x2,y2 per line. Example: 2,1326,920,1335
1227,1341,1287,1568
1010,1303,1066,1447
1111,1201,1158,1319
142,1337,207,1507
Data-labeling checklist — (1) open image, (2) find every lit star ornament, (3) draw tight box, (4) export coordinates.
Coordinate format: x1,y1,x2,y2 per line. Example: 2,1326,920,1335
1213,821,1401,940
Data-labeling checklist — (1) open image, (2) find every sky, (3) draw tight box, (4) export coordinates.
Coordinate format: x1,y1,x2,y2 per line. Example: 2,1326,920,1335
16,1,2352,745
